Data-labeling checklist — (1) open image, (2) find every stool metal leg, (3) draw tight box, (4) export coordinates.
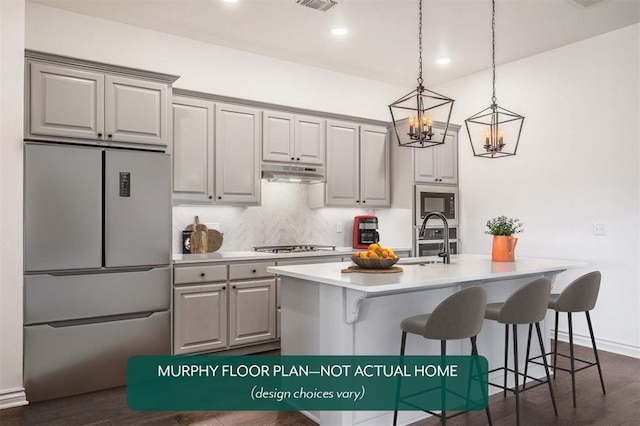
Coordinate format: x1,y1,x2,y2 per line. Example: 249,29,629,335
441,340,446,426
586,311,606,395
512,324,520,426
471,337,493,426
393,331,407,426
503,324,509,398
568,312,577,408
523,324,533,390
553,311,559,378
535,322,558,417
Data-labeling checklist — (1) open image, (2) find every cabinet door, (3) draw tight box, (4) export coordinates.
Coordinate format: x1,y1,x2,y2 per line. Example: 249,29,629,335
105,75,168,146
29,63,104,141
172,97,215,203
437,128,458,185
360,125,391,207
229,279,276,347
215,104,261,204
174,284,227,354
262,110,294,162
414,143,438,183
295,115,325,165
325,120,360,206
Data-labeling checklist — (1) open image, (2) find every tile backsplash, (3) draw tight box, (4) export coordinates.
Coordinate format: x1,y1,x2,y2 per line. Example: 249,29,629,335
173,181,382,253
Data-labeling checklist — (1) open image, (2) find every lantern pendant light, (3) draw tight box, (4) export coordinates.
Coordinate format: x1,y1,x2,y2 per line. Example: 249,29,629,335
465,0,524,158
389,0,455,148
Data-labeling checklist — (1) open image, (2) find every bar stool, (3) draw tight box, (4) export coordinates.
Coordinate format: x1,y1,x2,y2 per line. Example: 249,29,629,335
483,278,558,426
524,271,605,408
393,286,492,426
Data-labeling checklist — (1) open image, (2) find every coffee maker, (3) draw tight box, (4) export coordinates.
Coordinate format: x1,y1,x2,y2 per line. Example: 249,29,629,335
353,215,379,249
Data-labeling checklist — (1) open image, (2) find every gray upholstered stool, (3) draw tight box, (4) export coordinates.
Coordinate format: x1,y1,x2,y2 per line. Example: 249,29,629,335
524,271,605,408
483,278,557,426
393,286,492,426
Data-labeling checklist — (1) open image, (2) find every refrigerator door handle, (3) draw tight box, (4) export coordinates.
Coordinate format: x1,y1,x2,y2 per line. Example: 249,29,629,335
44,311,156,328
43,267,158,277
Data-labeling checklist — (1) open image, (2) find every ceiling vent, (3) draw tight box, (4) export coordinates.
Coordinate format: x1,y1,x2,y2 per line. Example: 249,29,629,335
568,0,606,7
296,0,337,12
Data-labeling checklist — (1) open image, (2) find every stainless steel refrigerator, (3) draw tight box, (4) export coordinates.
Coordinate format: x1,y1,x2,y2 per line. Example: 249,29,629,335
23,142,171,402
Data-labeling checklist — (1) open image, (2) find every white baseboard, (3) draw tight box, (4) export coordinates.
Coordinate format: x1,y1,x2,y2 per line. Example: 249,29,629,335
554,330,640,359
0,387,27,410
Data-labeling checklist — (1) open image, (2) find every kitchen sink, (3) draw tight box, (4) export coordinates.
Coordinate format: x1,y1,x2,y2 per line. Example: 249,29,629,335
397,257,457,265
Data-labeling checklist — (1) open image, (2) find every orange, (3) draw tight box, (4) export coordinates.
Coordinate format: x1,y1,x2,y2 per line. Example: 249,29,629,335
387,248,396,258
369,252,379,259
368,243,380,251
353,252,360,258
360,252,369,258
380,250,389,258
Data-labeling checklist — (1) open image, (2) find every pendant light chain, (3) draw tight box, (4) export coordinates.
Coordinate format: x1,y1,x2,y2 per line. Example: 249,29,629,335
491,0,497,105
417,0,423,87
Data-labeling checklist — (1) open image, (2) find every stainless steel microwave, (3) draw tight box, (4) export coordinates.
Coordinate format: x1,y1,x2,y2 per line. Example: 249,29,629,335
415,185,458,226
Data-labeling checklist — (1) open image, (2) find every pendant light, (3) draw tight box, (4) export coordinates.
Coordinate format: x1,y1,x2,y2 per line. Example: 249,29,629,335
389,0,455,148
465,0,524,158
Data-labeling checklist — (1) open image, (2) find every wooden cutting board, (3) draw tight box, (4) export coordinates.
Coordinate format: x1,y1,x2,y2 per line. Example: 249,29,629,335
207,229,223,252
341,266,403,274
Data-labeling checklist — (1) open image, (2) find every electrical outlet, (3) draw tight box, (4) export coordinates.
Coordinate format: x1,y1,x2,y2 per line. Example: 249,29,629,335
336,221,343,233
592,223,607,236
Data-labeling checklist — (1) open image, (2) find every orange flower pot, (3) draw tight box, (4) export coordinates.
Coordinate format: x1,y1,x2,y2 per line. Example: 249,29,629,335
492,235,518,262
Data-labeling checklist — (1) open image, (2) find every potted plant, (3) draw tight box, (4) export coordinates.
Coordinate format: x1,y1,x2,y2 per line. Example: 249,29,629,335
486,216,523,262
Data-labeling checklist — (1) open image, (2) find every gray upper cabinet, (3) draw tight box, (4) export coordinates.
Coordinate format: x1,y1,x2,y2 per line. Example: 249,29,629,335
262,110,324,165
325,120,360,206
360,125,391,206
414,126,459,185
172,96,215,203
26,53,177,148
215,104,261,204
315,120,390,207
105,76,168,146
29,63,105,141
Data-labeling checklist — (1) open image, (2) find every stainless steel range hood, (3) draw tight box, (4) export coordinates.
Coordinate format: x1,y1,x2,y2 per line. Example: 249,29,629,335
261,163,325,184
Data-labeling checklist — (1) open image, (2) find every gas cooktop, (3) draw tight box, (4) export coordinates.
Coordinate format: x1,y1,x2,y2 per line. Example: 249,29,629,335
253,244,336,253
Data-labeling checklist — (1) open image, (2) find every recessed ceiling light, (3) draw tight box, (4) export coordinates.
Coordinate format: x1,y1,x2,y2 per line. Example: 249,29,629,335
331,27,348,36
436,58,451,65
221,0,239,3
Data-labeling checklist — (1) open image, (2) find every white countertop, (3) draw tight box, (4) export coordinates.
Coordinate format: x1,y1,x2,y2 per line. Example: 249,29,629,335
173,247,411,264
267,254,587,294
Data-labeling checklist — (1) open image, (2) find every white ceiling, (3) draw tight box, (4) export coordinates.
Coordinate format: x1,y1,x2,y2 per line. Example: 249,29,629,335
28,0,640,87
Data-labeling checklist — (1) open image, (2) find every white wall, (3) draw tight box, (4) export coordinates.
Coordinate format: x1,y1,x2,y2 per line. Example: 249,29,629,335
435,24,640,356
0,0,26,410
25,3,406,121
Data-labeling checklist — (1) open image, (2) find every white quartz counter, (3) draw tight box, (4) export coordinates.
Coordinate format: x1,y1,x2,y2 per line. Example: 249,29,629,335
173,247,411,264
268,254,586,294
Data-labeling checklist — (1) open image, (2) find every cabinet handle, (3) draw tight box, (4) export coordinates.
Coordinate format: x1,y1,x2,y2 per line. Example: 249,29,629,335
107,134,113,139
208,196,213,199
218,196,222,200
362,200,366,204
200,273,205,277
252,269,257,273
97,133,102,138
296,157,300,161
222,286,226,290
233,285,237,289
291,157,295,160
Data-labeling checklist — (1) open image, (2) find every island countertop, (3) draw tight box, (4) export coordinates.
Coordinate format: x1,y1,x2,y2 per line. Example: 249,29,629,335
267,254,586,294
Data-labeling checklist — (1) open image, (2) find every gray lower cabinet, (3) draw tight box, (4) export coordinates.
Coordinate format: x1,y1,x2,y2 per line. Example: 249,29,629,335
229,279,276,347
174,283,227,355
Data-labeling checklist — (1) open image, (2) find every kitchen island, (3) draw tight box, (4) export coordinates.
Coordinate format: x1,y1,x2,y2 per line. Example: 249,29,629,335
267,254,585,426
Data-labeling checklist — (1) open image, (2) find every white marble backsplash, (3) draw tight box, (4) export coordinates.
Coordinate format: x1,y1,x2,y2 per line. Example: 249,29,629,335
173,181,385,253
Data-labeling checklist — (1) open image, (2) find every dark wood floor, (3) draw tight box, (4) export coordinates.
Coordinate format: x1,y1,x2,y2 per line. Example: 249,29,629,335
1,342,638,426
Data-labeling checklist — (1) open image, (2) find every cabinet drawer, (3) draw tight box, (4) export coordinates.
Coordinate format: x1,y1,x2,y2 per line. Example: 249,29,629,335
174,264,227,285
229,261,275,280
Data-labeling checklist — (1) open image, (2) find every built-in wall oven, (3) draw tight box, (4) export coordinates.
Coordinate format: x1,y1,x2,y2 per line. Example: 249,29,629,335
414,185,459,256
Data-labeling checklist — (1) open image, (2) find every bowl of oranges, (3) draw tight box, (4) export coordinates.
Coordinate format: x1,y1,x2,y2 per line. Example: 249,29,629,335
351,244,399,269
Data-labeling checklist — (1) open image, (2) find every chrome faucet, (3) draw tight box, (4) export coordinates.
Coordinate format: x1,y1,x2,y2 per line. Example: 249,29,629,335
419,211,450,264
